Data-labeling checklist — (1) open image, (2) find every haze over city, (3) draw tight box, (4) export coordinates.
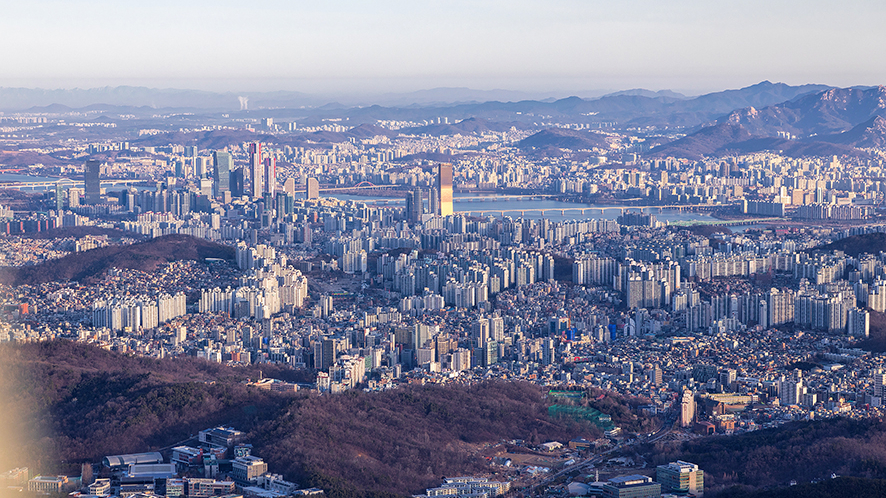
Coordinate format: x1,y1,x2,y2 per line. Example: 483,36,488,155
3,1,886,97
6,2,886,498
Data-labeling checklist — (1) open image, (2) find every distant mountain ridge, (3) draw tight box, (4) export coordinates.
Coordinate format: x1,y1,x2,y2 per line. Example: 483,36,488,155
602,88,688,99
719,86,886,137
0,82,834,130
648,86,886,159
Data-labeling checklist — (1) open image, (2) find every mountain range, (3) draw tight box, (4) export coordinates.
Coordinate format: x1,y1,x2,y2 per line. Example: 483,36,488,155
4,81,832,128
8,81,886,160
649,86,886,159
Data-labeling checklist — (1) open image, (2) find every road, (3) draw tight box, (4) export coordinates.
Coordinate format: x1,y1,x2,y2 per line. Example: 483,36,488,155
525,409,676,496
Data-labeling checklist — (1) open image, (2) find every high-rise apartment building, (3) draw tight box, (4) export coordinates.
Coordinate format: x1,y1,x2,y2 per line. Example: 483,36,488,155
85,159,102,204
306,178,320,200
249,142,263,199
436,163,453,216
264,156,276,195
283,177,295,196
680,389,695,427
472,318,490,345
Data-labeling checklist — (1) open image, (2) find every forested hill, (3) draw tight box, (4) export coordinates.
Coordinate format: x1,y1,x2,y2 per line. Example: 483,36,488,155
715,477,886,498
809,232,886,257
645,417,886,496
0,233,234,286
0,341,601,498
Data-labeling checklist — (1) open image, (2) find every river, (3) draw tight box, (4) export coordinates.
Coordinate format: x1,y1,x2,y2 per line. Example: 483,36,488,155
325,192,723,224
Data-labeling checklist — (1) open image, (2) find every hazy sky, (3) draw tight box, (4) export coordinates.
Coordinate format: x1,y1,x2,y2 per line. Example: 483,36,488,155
3,0,886,96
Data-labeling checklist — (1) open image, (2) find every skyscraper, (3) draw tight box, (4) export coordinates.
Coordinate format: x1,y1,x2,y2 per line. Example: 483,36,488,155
680,389,696,427
213,151,232,199
230,168,244,198
264,156,276,195
406,187,423,223
85,159,102,204
436,163,453,216
55,183,64,211
249,142,263,199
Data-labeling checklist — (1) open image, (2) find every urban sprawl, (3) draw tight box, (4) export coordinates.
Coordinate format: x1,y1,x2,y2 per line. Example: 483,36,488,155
2,111,886,498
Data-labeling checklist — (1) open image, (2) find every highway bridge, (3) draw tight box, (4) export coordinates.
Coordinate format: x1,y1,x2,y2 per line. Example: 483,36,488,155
0,178,151,190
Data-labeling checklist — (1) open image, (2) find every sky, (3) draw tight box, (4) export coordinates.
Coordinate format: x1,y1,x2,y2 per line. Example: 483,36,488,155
2,0,886,97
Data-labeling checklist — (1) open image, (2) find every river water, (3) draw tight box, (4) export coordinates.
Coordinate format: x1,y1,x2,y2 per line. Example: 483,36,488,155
0,175,758,231
326,192,722,224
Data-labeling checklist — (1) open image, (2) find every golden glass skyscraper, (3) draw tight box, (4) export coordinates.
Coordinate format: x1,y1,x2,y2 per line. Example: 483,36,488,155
436,163,453,216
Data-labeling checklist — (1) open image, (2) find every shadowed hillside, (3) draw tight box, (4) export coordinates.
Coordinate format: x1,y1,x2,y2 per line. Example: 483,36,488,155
519,127,612,151
715,477,886,498
0,233,234,286
645,418,886,496
0,341,604,498
809,232,886,257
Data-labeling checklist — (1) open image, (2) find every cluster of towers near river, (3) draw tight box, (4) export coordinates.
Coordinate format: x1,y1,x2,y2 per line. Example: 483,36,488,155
83,147,449,209
406,163,453,223
211,143,283,202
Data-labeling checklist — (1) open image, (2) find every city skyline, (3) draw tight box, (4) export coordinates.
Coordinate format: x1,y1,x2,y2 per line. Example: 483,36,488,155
7,2,886,496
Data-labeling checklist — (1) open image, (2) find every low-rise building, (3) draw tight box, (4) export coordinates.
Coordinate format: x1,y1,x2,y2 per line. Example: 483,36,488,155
656,460,704,497
28,475,69,495
601,474,660,498
232,456,268,486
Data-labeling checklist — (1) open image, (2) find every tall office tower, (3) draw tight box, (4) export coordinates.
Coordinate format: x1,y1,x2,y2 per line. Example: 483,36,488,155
230,168,244,198
436,163,453,216
406,187,423,223
55,183,64,211
212,151,232,199
183,145,197,158
85,159,102,204
264,156,276,195
306,177,320,199
249,142,263,198
275,191,288,219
